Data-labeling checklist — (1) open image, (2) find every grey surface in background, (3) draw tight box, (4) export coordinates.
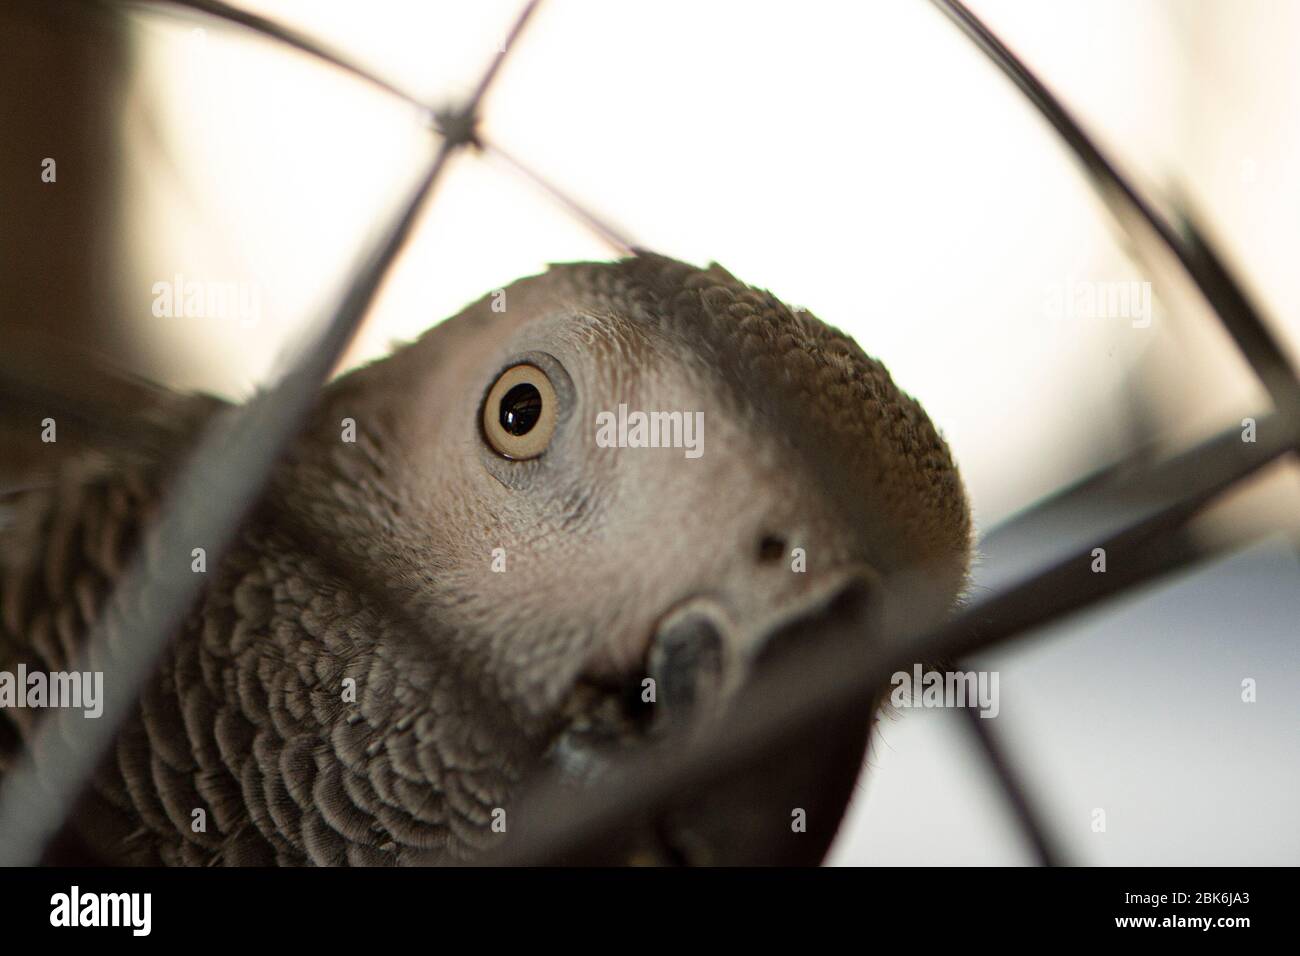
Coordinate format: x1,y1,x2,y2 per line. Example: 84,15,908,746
833,535,1299,865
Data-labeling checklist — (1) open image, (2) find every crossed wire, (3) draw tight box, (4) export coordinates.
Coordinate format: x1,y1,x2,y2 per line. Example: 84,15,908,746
0,0,1295,866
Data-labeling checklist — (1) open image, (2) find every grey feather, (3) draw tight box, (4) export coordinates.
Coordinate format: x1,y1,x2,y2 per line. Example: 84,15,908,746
0,253,970,865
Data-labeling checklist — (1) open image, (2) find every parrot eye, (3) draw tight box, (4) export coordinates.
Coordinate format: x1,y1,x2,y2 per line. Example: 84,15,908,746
482,363,558,459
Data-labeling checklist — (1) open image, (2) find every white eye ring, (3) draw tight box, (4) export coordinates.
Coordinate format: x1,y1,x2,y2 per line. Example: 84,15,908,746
482,364,558,460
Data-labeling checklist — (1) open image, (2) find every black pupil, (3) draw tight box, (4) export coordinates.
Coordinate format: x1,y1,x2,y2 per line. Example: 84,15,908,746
499,383,543,436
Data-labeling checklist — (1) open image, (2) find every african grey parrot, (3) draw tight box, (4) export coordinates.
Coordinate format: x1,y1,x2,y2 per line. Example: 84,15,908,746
0,253,971,865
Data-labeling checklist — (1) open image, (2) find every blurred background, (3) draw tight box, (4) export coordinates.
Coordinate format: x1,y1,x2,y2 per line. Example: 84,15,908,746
2,0,1297,863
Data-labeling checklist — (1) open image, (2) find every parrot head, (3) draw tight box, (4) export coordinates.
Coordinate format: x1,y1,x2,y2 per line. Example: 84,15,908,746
274,253,971,864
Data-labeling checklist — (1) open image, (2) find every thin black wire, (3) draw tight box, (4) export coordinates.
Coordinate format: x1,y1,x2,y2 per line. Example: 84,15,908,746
930,0,1300,425
69,0,1300,870
8,0,1295,867
960,705,1063,866
0,0,543,867
485,413,1292,864
925,0,1298,866
122,0,433,116
123,0,633,255
481,139,636,253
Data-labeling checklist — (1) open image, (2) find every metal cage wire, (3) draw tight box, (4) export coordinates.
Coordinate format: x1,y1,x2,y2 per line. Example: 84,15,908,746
0,0,1295,866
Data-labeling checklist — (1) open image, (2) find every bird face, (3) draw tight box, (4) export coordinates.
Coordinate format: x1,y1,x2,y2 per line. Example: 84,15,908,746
299,254,970,863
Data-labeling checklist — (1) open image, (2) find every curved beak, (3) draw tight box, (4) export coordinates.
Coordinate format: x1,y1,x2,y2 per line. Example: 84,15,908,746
547,570,884,865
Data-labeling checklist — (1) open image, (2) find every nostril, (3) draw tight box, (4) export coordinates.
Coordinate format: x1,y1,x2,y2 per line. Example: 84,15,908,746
757,533,786,563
